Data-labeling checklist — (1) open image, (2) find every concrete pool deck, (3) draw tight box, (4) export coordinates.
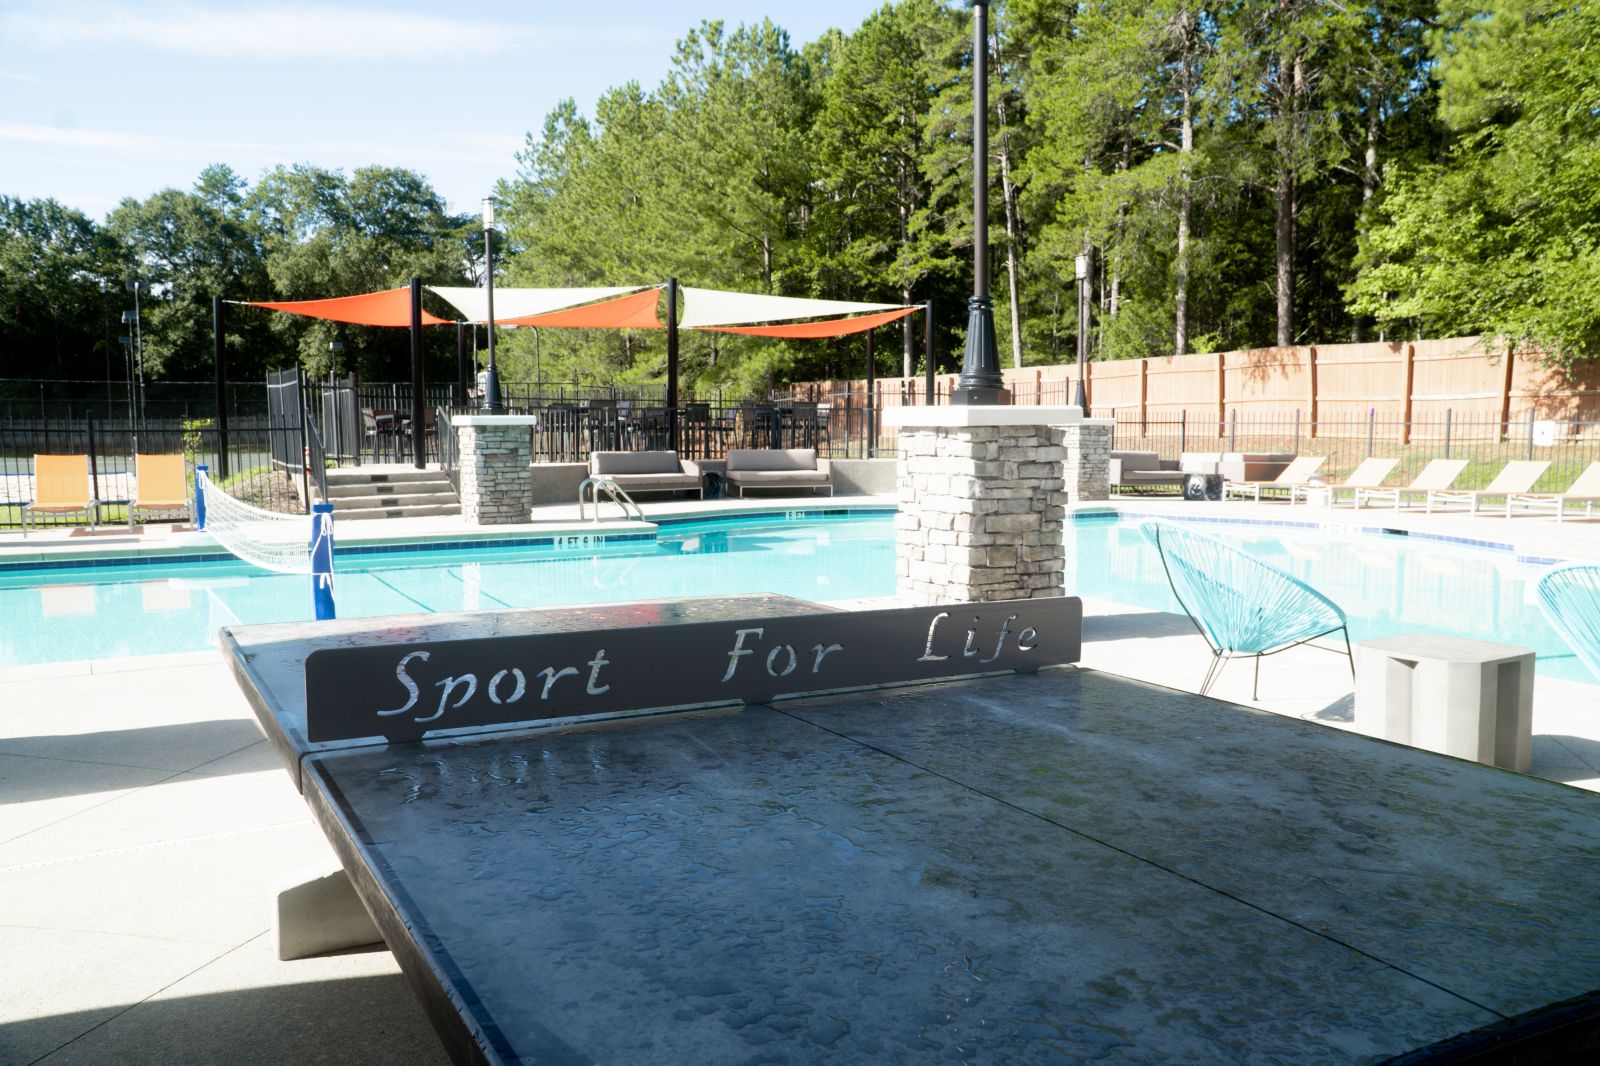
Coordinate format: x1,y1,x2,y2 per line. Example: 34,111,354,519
3,494,1598,1063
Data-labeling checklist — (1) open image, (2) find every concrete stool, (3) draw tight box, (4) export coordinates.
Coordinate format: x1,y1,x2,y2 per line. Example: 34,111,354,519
1355,634,1535,772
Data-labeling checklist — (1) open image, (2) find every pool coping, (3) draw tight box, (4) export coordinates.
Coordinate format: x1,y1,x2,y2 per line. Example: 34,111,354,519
0,501,898,577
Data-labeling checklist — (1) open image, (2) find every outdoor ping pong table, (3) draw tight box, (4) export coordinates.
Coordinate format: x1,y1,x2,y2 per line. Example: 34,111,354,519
223,594,1600,1064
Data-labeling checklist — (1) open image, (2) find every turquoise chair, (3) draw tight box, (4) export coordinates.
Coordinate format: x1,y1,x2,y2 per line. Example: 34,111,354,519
1140,521,1354,698
1535,564,1600,682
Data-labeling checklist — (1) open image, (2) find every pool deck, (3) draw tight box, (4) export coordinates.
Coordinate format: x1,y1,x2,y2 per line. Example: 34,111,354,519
3,493,1598,1064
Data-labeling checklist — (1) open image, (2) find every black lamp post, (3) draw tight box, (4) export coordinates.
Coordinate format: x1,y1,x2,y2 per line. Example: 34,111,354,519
953,1,1004,406
1074,252,1090,412
479,197,504,413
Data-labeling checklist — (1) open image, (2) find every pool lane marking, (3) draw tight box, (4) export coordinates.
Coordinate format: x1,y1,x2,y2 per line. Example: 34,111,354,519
365,571,441,614
444,565,514,609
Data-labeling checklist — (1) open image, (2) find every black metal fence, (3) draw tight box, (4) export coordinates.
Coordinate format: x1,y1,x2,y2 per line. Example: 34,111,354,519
1108,409,1600,494
0,419,312,529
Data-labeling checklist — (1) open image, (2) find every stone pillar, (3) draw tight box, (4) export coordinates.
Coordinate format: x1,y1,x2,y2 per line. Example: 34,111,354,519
453,415,537,525
886,406,1087,606
1061,421,1113,503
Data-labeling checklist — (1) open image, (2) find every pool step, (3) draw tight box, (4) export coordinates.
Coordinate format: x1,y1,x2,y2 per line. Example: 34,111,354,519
324,466,460,521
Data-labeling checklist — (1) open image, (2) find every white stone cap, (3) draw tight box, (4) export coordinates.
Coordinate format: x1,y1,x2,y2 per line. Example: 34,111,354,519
883,405,1112,429
451,414,540,427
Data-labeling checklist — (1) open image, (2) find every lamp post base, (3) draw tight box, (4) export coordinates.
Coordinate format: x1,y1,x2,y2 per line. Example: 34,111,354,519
479,364,505,414
952,295,1005,406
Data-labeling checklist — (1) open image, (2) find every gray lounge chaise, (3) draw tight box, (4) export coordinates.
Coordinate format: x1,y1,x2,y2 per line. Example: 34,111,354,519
588,451,702,498
724,449,833,498
1110,451,1184,492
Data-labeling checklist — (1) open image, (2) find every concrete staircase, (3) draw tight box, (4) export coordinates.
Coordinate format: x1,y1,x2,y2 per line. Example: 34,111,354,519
325,466,460,521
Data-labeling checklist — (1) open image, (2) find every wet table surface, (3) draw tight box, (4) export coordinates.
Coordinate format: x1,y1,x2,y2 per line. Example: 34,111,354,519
229,615,1600,1065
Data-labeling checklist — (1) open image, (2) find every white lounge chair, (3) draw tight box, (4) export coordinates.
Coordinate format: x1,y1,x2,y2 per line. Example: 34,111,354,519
1507,462,1600,522
1353,459,1468,510
1222,456,1327,502
1291,457,1399,506
1426,460,1549,516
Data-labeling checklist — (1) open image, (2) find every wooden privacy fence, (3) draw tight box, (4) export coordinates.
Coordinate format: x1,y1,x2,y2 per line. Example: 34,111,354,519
790,336,1600,449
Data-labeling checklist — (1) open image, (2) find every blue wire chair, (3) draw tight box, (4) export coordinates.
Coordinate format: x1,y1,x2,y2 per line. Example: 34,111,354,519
1140,521,1355,698
1535,564,1600,683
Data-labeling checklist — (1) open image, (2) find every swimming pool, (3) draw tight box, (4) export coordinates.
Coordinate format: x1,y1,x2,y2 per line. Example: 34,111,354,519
1064,515,1590,683
0,514,896,668
0,509,1588,682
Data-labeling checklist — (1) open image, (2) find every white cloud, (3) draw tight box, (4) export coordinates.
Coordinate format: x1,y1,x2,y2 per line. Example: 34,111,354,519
0,2,552,61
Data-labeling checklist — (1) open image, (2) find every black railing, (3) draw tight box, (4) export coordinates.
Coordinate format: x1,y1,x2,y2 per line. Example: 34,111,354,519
1,419,311,529
1108,409,1600,494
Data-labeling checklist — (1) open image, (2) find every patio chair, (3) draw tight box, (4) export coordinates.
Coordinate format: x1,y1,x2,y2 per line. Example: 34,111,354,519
1140,521,1353,699
1534,564,1600,683
1291,457,1399,506
1352,458,1468,510
22,454,97,537
128,454,191,529
1426,460,1549,515
1507,461,1600,522
1222,455,1327,502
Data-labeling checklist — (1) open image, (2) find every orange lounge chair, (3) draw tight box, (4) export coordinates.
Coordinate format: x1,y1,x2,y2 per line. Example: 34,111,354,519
129,454,192,529
22,454,97,537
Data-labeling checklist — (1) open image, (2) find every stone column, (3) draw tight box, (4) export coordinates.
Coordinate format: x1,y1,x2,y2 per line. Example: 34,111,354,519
886,406,1092,606
452,415,537,525
1061,421,1113,504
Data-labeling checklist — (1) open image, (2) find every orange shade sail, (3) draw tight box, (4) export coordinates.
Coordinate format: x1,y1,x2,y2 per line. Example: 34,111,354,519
498,287,664,329
246,286,451,327
695,305,919,338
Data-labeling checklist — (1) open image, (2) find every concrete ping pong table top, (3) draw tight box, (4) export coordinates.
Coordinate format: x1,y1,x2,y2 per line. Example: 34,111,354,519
223,594,1600,1064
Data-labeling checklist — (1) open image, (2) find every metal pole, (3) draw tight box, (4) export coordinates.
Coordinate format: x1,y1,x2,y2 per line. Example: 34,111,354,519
1367,407,1375,457
952,2,1003,406
866,329,876,458
480,198,504,413
212,296,230,480
297,365,312,504
1074,253,1090,411
455,322,469,406
667,277,680,452
924,299,935,405
1528,406,1536,460
1444,407,1452,459
408,278,425,468
131,282,146,427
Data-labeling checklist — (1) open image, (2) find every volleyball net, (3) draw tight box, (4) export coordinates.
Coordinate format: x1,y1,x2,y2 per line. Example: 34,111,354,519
196,466,336,619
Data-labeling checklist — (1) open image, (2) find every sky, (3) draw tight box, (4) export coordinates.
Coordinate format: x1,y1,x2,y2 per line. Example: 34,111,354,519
0,0,883,221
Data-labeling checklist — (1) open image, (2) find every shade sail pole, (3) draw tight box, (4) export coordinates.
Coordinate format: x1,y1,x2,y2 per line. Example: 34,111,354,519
924,299,935,405
667,278,679,452
456,323,468,406
866,328,876,458
213,295,230,479
409,277,425,469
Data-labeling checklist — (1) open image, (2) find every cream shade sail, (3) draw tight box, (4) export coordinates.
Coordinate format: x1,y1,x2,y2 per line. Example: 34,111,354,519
678,287,908,329
428,286,648,325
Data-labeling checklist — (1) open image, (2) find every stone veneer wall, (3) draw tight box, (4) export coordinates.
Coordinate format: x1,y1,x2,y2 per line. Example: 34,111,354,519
895,424,1067,605
458,424,532,525
1061,422,1112,503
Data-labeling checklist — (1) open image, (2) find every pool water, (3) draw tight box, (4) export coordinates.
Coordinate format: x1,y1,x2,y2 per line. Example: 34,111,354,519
1065,516,1590,683
0,516,895,668
0,511,1590,684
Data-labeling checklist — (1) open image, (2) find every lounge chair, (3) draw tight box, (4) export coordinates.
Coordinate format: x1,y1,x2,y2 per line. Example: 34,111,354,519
21,454,97,537
723,449,833,498
1507,461,1600,522
1140,521,1353,699
1222,455,1326,501
128,454,192,529
1291,457,1399,506
1110,451,1184,493
1534,564,1600,682
588,451,702,498
1353,458,1468,510
1426,460,1549,515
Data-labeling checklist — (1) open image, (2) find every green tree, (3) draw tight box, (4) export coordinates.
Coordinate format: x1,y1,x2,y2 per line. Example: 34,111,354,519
1348,1,1600,367
0,197,123,382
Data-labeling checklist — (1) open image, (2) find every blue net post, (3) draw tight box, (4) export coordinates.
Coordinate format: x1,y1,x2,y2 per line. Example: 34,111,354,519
310,503,336,621
194,464,208,531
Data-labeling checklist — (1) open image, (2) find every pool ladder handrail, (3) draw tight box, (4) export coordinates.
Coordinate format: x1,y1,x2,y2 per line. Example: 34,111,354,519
578,476,644,522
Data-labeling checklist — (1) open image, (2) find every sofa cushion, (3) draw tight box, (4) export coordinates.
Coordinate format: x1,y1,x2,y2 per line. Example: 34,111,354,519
726,448,817,472
723,469,830,485
1111,451,1163,474
603,472,700,490
591,451,682,476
